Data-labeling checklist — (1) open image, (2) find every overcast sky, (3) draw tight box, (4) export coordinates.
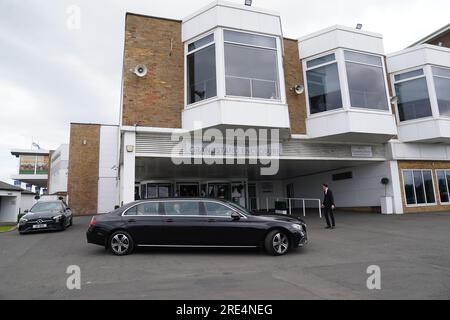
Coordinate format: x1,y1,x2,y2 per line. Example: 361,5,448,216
0,0,449,184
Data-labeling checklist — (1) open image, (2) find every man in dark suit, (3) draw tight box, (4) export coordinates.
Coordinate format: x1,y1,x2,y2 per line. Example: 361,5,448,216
322,184,336,229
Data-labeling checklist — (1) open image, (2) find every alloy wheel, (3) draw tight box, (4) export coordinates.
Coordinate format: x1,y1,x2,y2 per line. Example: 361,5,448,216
272,233,289,255
111,234,130,255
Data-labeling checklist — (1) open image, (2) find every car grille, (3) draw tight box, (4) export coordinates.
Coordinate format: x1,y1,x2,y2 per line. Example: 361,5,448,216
28,219,54,224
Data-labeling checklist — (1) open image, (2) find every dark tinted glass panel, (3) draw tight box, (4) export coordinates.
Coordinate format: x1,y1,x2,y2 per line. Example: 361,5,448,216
403,171,416,205
135,203,159,216
437,170,449,203
187,45,217,104
224,30,276,48
205,202,233,217
413,171,426,204
306,54,336,69
165,202,200,216
307,63,343,114
395,78,432,121
188,34,214,52
332,172,353,181
422,170,435,203
346,62,389,110
344,51,382,66
224,43,279,99
434,77,450,117
395,69,424,82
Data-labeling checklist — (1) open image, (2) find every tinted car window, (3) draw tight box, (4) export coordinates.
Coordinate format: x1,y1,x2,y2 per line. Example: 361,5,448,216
165,202,200,216
204,202,234,217
124,202,159,216
30,202,63,213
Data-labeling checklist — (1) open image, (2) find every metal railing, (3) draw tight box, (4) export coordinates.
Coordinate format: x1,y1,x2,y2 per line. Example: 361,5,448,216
248,197,322,218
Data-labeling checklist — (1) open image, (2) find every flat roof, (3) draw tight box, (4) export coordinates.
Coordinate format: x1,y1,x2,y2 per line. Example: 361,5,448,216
409,23,450,48
0,181,34,195
11,149,49,157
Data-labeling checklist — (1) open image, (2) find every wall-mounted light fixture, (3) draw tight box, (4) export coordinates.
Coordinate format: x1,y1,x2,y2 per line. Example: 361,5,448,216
356,23,363,30
245,0,252,6
82,140,87,145
126,145,134,153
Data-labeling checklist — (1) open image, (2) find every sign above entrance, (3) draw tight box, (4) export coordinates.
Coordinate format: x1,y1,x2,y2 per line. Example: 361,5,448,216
351,146,373,158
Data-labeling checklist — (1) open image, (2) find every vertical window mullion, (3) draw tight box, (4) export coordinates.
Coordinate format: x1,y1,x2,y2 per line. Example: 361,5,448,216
411,170,418,205
446,170,450,203
421,170,428,204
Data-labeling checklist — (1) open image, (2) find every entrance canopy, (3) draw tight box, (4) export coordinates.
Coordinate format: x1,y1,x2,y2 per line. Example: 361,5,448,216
136,157,380,181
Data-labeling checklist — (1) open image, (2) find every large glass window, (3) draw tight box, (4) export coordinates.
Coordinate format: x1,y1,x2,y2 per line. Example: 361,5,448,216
403,170,436,206
164,201,200,216
394,69,433,122
204,202,233,217
224,30,280,100
436,170,450,204
344,51,389,110
306,54,343,115
187,34,217,105
433,67,450,117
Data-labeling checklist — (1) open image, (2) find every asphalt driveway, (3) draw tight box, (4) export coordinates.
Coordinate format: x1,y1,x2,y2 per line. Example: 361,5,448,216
1,211,449,300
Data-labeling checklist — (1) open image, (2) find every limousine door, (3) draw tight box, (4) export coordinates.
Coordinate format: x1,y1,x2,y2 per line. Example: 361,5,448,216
202,201,263,246
123,202,167,245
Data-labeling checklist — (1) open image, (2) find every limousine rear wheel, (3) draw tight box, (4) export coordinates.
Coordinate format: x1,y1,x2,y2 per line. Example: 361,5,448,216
265,230,290,256
109,231,134,256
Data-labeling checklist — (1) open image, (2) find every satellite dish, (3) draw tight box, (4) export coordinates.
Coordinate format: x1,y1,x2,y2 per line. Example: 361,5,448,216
134,64,148,77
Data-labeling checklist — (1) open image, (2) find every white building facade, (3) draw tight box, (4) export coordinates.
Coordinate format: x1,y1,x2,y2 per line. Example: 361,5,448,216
67,1,450,216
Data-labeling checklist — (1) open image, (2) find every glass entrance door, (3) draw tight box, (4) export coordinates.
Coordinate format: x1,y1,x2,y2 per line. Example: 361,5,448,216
145,183,173,199
178,184,200,197
207,183,231,201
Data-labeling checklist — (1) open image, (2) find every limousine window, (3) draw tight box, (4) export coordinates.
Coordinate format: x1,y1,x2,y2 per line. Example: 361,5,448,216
125,202,159,216
204,202,233,217
165,202,200,216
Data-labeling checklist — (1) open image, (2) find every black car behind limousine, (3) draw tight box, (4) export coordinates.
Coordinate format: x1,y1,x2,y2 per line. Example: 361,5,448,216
87,198,308,256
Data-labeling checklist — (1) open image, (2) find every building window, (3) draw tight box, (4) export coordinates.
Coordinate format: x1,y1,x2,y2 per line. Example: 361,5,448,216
394,69,433,122
224,30,280,100
344,51,389,110
305,53,343,115
187,34,217,105
332,171,353,181
436,170,450,204
403,169,436,206
432,67,450,117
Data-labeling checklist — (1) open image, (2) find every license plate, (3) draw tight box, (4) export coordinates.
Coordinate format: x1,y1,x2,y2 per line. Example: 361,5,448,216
33,224,47,229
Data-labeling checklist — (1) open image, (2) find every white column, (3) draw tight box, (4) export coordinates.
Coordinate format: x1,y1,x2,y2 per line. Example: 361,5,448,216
388,160,404,215
120,131,136,205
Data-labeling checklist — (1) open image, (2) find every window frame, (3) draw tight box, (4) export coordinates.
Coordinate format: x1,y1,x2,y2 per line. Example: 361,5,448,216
184,28,286,110
401,169,437,207
185,30,219,108
431,66,450,119
303,48,392,118
391,66,435,124
222,28,283,102
436,169,450,204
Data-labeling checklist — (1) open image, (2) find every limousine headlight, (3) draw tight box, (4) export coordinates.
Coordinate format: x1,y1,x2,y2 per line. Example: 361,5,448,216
291,224,303,231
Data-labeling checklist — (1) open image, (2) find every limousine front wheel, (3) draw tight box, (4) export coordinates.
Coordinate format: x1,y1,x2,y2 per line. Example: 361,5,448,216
109,231,134,256
265,230,290,256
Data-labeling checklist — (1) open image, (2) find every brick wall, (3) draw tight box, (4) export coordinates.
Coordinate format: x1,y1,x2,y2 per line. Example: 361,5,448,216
284,39,307,135
67,124,100,216
427,31,450,48
122,14,184,128
397,160,450,213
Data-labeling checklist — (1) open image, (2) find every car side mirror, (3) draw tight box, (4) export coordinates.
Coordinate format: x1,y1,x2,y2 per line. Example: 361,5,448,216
231,212,241,221
24,210,29,214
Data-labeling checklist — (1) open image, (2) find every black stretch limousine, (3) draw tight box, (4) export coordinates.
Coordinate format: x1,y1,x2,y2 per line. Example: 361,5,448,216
87,198,308,256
